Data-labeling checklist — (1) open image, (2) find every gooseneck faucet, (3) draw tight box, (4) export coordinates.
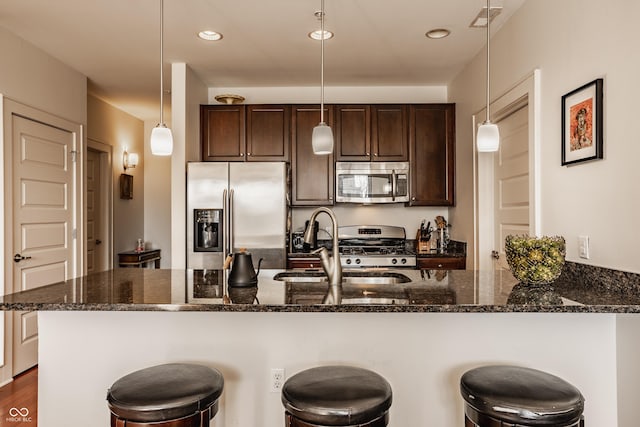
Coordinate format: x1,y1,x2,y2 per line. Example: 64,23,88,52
304,207,342,304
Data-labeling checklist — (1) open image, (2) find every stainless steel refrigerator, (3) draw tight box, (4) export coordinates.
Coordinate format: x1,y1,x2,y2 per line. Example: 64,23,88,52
187,162,287,269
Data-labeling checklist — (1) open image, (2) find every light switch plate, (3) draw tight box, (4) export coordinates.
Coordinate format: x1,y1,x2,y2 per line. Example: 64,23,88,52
578,236,590,259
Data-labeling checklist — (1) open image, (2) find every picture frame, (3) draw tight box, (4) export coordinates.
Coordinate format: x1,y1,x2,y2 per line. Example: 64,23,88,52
120,173,133,199
561,78,603,165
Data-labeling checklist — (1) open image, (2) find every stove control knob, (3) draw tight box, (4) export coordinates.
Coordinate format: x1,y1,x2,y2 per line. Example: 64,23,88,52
355,259,361,265
346,259,352,265
401,258,407,264
392,258,398,265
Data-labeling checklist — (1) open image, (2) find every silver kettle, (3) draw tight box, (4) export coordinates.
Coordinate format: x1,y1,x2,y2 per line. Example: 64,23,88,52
227,250,262,288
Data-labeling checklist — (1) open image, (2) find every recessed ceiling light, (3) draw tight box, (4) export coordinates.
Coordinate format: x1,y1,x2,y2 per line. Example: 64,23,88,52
198,30,223,41
309,30,334,40
425,28,451,39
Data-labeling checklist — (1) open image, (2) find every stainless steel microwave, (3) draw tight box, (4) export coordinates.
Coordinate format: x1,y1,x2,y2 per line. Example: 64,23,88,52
335,162,409,203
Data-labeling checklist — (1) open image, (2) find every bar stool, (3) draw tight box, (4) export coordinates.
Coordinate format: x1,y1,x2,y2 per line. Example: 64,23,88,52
281,365,392,427
460,365,585,427
107,363,224,427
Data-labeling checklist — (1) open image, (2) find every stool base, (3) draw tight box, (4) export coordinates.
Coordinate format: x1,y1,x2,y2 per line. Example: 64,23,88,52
111,401,218,427
464,407,585,427
286,411,389,427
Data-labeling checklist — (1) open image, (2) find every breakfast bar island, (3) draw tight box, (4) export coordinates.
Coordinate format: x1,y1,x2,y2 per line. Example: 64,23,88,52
2,267,640,426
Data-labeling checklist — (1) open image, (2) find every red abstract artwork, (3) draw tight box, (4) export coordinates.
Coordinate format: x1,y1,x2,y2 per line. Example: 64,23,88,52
569,98,593,151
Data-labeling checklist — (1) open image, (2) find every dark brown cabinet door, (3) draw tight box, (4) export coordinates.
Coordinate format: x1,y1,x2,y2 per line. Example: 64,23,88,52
335,105,371,161
336,104,408,161
291,105,334,206
371,104,408,161
408,104,455,206
201,105,246,161
246,105,290,161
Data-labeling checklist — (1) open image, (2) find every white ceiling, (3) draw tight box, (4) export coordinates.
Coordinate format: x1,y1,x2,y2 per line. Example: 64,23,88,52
0,0,525,121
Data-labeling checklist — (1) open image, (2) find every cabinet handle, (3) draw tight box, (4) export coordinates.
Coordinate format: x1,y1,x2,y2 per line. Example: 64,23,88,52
366,152,370,156
412,197,416,201
247,152,251,156
438,264,443,268
373,153,378,156
240,153,244,157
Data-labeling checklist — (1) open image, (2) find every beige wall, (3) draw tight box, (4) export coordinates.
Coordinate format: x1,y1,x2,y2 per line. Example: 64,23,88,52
168,63,209,268
143,121,172,268
0,24,87,385
87,95,144,263
450,0,640,274
0,26,86,125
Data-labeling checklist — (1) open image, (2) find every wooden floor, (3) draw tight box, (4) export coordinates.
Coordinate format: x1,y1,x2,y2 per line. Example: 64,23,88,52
0,367,38,425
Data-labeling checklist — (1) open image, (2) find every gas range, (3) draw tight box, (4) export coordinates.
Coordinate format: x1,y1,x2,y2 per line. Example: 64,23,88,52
338,225,416,268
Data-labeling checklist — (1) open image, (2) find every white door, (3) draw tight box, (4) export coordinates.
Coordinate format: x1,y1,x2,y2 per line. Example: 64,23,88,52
86,148,106,273
493,104,530,271
11,114,77,375
475,71,540,272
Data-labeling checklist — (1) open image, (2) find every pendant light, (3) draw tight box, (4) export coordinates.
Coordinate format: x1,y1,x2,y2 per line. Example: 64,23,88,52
476,0,500,153
150,0,173,156
311,0,333,155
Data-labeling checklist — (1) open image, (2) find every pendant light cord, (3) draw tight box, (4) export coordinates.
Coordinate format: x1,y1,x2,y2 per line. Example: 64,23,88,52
320,0,325,124
159,0,165,125
485,0,491,123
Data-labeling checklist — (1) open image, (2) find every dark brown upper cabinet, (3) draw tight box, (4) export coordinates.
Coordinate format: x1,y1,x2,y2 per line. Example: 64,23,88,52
200,104,290,162
201,105,245,161
291,105,335,206
246,105,290,161
408,104,456,206
336,104,408,161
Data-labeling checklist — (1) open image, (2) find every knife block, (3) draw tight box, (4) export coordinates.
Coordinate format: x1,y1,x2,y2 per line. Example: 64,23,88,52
415,229,431,253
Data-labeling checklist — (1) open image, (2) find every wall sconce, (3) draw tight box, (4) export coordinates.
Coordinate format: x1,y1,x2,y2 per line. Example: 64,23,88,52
123,150,139,171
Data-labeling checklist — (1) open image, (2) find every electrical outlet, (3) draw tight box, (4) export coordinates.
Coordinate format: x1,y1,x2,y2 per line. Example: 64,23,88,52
578,236,590,259
271,368,285,393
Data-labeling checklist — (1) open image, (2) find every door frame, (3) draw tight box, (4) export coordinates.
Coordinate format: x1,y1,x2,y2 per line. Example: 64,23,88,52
87,139,114,272
1,97,83,382
473,69,542,271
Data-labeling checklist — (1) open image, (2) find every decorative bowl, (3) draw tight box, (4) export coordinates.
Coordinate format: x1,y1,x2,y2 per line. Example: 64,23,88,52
214,94,245,104
504,235,566,285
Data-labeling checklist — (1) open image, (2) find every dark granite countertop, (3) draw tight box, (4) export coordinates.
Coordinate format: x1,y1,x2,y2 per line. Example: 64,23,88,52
1,262,639,313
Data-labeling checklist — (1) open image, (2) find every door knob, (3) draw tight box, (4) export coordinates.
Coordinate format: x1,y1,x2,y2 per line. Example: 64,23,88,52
491,250,500,259
96,239,102,245
13,253,32,263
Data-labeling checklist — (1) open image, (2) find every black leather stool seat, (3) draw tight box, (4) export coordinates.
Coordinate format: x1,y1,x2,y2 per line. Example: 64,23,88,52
282,365,392,426
460,365,584,426
107,363,224,423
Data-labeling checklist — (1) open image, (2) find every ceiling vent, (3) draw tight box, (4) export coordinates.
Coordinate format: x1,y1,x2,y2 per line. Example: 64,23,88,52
470,6,503,27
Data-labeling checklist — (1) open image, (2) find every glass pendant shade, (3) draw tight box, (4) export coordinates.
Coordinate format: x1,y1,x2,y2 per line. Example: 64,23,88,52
476,122,500,152
476,0,500,153
152,0,173,157
150,124,174,156
312,122,334,155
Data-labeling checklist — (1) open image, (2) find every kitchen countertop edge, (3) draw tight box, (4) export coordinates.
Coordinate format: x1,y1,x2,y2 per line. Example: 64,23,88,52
4,302,640,314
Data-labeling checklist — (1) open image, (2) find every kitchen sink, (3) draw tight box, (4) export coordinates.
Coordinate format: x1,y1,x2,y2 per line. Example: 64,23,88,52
273,271,411,285
284,282,410,305
341,297,409,305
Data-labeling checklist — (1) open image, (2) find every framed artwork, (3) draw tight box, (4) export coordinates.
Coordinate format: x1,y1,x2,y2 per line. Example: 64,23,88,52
561,78,603,165
120,173,133,199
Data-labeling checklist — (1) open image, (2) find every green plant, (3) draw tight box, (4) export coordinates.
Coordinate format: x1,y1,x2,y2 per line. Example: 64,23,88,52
504,235,566,285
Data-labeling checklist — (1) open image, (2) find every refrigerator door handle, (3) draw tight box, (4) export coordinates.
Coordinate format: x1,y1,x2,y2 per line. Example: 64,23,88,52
229,188,235,254
222,189,229,258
